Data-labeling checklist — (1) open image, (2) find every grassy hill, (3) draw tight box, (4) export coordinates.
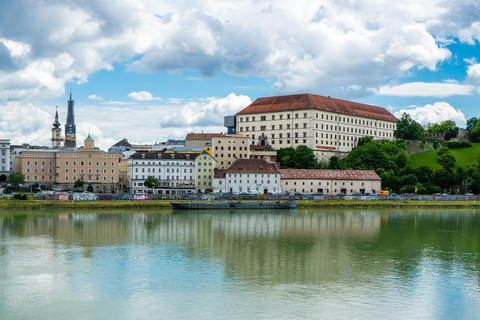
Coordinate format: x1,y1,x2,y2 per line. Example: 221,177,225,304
409,142,480,171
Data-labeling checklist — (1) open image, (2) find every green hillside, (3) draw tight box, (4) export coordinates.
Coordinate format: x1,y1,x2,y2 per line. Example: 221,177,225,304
409,143,480,170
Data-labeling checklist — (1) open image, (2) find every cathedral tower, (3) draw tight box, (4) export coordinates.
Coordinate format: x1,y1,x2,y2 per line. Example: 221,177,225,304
51,106,62,148
64,91,76,148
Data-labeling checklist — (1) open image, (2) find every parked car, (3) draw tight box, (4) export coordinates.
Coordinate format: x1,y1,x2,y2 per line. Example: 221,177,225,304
465,193,474,196
337,192,345,196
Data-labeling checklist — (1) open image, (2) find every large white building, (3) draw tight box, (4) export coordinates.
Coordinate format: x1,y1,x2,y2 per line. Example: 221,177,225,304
236,93,397,160
280,169,382,195
127,151,199,194
213,159,282,194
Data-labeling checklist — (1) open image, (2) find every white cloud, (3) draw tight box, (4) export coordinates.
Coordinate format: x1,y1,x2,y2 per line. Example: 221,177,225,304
394,102,466,126
377,82,476,97
0,0,473,102
127,91,160,101
466,63,480,83
88,94,103,100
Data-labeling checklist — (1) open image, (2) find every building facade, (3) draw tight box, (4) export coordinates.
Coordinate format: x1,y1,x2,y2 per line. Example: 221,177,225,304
213,159,282,194
0,139,11,182
127,151,199,194
211,134,251,169
236,94,397,160
185,133,225,147
279,169,381,195
17,136,121,192
195,152,216,193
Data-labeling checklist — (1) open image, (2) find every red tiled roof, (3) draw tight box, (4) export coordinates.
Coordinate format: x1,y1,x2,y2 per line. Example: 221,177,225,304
279,169,381,180
214,169,226,179
224,159,280,174
236,93,397,122
185,133,225,140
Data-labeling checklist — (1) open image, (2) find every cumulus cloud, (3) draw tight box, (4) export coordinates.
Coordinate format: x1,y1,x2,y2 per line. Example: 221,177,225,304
466,63,480,83
88,94,103,100
0,0,474,102
377,82,476,97
394,102,466,126
128,91,160,101
157,93,251,128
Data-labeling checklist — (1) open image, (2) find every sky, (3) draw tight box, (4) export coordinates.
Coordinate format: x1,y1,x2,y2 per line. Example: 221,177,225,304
1,0,480,151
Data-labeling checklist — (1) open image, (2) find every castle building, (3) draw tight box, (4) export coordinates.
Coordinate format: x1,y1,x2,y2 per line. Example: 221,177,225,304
51,106,62,148
64,92,76,148
235,93,397,160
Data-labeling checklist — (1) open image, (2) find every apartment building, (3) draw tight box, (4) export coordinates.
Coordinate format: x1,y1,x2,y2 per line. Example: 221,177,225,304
17,135,122,191
211,134,251,169
279,169,381,195
127,151,199,194
195,152,216,193
0,139,10,182
236,93,397,160
213,159,282,194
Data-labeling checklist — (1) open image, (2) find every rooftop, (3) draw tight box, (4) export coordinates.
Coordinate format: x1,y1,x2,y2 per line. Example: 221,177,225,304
279,169,381,180
236,93,397,122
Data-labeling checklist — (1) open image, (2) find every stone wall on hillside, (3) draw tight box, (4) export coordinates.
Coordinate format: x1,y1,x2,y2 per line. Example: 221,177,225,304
405,140,439,155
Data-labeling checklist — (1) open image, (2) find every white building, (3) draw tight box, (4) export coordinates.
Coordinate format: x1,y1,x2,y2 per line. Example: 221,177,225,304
213,159,282,194
0,139,10,182
279,169,381,195
236,93,397,161
127,151,199,194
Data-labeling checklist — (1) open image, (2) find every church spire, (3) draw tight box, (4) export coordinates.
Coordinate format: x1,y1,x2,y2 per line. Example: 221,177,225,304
64,91,76,148
51,106,62,148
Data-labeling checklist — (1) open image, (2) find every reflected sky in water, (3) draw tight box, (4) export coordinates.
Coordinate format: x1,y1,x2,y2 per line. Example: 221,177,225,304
1,209,479,320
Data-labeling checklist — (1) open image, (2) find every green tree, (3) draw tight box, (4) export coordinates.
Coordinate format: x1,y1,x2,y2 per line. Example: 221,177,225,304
277,147,296,168
427,120,459,141
438,153,456,168
466,117,478,130
144,176,159,193
394,113,425,140
328,156,341,169
7,172,25,187
74,179,85,189
433,169,456,191
293,145,317,169
471,121,480,142
357,136,374,147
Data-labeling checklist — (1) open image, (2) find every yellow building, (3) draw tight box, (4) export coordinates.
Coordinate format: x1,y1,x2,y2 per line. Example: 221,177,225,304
18,135,122,192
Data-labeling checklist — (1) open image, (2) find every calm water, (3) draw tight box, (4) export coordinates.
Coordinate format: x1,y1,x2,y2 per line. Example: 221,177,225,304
1,208,480,320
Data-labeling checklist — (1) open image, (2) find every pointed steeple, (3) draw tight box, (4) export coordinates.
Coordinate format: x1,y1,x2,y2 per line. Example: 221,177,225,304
64,91,76,148
51,106,62,148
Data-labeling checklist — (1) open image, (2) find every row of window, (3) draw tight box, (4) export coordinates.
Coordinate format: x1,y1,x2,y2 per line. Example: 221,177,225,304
135,167,194,173
133,161,195,165
239,113,395,129
214,146,246,151
26,175,115,181
285,181,366,186
25,153,116,158
26,160,116,167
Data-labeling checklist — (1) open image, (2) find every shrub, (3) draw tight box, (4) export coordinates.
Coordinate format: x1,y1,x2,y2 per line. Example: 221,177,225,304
419,141,425,150
445,140,472,149
433,140,439,149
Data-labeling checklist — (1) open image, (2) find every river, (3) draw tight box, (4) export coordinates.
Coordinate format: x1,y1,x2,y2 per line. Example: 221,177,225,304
1,208,479,320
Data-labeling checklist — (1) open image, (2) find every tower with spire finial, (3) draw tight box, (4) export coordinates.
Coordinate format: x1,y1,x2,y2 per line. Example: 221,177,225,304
64,91,76,148
51,106,63,148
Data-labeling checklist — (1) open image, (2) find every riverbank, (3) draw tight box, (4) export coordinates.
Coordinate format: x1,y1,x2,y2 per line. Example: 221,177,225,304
1,199,480,210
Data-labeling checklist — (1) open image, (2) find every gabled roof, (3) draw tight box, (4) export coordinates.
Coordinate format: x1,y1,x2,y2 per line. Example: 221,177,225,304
111,138,133,147
279,169,381,181
223,159,280,174
236,93,397,122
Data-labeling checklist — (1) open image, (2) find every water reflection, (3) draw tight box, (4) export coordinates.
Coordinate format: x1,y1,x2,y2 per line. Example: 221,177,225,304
1,209,480,319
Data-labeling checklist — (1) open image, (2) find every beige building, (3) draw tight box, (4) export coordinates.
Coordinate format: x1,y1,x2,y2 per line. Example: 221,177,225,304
279,169,381,195
185,133,225,147
236,93,397,161
18,135,122,192
211,134,251,169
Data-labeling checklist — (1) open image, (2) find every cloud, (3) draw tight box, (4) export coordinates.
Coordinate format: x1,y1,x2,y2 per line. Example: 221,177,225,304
88,94,103,100
0,0,474,102
466,63,480,83
157,93,251,128
127,91,160,101
394,102,466,126
377,82,476,97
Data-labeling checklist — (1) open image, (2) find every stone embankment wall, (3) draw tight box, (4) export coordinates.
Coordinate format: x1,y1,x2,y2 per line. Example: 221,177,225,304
405,140,438,155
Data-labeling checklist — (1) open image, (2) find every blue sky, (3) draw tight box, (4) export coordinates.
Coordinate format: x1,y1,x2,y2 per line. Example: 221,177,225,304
1,0,480,150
